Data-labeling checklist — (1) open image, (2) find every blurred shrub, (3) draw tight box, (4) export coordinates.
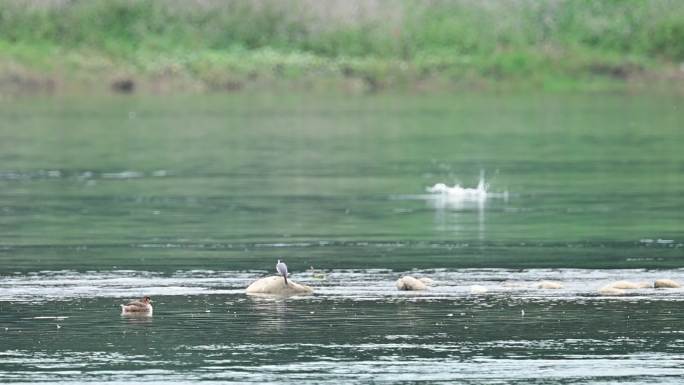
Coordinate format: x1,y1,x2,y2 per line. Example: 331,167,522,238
0,0,681,61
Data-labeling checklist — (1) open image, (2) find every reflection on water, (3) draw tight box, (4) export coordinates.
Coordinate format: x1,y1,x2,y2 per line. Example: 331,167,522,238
247,295,292,334
430,196,487,239
121,312,154,325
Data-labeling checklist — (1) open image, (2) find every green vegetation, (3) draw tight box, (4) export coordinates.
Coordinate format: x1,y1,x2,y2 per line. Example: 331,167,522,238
1,0,683,93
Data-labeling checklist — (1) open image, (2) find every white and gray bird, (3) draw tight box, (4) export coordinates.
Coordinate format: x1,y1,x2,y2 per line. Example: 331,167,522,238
276,259,288,285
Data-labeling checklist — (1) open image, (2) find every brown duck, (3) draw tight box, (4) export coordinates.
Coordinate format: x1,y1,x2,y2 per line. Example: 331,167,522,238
120,296,153,314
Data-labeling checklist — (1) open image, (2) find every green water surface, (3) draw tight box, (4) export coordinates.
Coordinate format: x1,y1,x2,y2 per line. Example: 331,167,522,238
1,92,683,384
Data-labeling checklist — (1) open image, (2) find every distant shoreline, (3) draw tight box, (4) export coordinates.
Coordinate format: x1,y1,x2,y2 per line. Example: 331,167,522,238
2,50,683,96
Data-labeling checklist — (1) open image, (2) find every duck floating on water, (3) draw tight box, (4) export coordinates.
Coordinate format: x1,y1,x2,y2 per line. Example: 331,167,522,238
121,296,153,314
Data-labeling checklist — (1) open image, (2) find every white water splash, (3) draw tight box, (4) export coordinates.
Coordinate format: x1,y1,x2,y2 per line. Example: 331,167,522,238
426,179,489,202
425,178,508,211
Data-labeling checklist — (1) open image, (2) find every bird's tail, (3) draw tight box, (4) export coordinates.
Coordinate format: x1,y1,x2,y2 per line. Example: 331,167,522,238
283,275,288,286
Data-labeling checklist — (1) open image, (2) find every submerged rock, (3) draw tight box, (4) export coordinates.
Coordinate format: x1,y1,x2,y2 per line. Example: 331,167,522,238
538,280,563,289
469,285,488,294
395,276,427,291
598,286,626,296
607,280,652,289
245,276,313,296
501,280,527,288
654,279,681,288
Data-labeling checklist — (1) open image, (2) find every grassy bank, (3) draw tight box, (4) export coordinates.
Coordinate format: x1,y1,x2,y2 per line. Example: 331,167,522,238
1,0,683,94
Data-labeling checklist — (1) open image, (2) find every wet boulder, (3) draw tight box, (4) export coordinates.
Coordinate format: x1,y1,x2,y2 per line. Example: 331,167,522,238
654,279,681,288
396,276,427,291
469,285,488,294
538,280,563,289
245,276,313,296
607,280,652,289
598,286,626,296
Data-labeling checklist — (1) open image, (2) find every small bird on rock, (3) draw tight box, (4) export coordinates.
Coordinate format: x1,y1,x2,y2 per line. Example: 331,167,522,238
276,259,288,285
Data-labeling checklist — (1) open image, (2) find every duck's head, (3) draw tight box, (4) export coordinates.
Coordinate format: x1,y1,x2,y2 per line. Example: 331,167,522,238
143,296,152,304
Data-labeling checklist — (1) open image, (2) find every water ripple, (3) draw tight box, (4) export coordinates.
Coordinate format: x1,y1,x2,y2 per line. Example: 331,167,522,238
1,268,683,302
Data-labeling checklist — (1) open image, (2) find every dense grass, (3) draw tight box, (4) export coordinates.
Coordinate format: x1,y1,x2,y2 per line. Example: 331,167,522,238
0,0,683,93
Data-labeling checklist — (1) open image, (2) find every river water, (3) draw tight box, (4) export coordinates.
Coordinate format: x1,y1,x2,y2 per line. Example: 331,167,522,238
1,93,683,384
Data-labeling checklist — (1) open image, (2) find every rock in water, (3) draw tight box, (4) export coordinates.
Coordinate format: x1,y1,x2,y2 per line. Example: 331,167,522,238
245,276,313,296
469,285,488,294
654,279,681,288
607,280,652,289
418,277,434,286
598,286,626,296
538,280,563,289
396,276,427,291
